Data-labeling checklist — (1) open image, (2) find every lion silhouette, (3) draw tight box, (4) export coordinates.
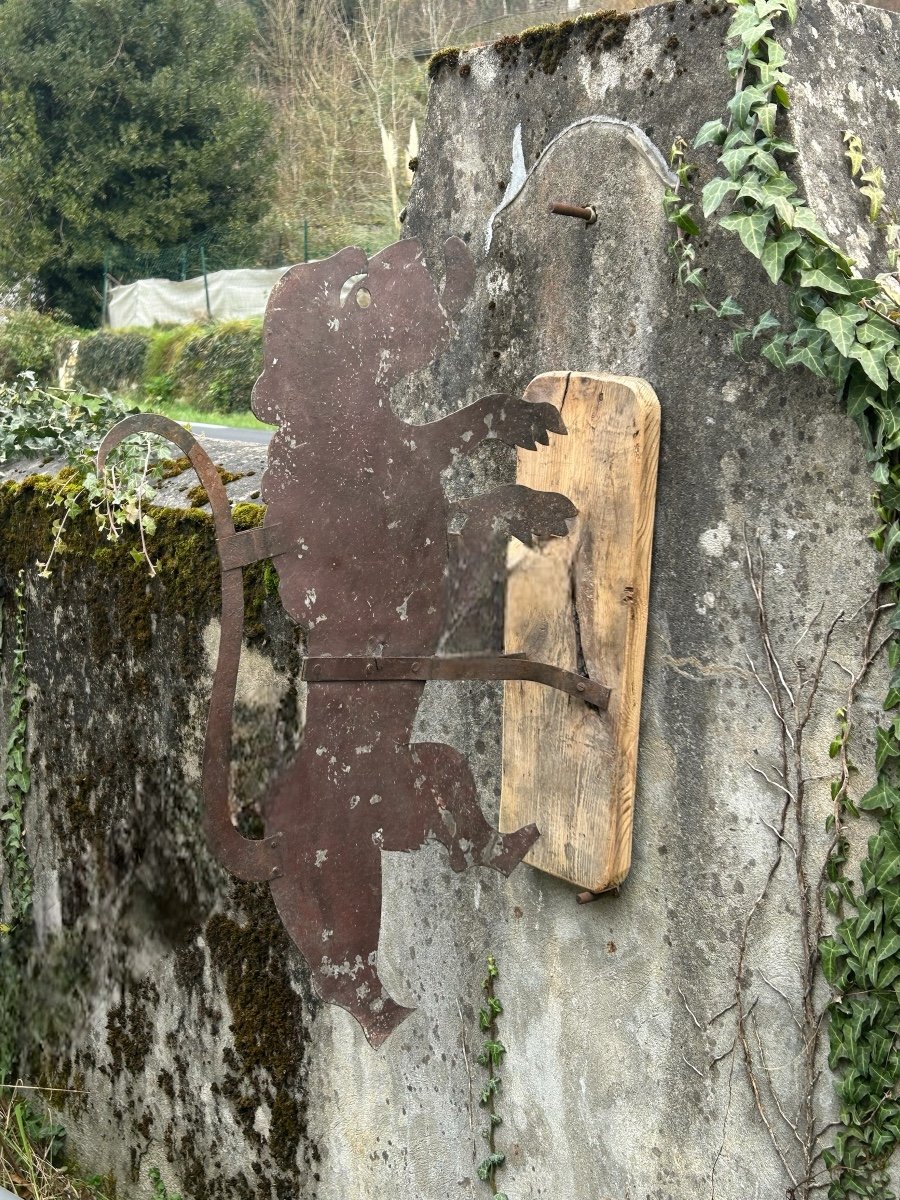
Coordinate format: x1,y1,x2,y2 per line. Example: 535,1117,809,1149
99,236,576,1046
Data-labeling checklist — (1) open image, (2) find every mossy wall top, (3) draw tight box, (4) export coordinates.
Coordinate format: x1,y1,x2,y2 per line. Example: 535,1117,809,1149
0,468,320,1199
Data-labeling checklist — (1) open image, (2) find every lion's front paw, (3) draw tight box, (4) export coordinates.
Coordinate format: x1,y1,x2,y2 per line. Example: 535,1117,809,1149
507,487,578,546
492,396,567,450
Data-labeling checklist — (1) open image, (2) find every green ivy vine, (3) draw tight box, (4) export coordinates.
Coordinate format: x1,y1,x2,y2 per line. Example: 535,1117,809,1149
665,1,900,1195
477,955,508,1200
0,373,167,575
1,570,31,933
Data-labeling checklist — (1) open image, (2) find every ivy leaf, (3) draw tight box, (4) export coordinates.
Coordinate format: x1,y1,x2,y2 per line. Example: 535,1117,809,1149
727,5,760,38
887,352,900,384
860,181,884,223
761,172,797,198
762,36,787,68
773,82,791,108
799,266,851,295
761,334,790,369
859,780,900,814
785,343,827,377
877,931,900,965
821,344,853,388
673,206,701,236
844,130,864,175
752,149,781,178
716,296,744,319
772,197,796,228
726,44,746,73
753,310,780,338
883,519,900,560
883,883,900,925
792,206,836,246
738,176,770,207
845,367,873,420
856,313,899,346
761,231,802,283
848,343,890,392
876,727,900,772
719,210,770,258
702,177,741,218
820,938,848,986
694,119,727,149
742,18,774,46
723,127,754,151
721,144,760,178
757,102,777,137
768,137,799,156
727,84,768,128
816,307,862,356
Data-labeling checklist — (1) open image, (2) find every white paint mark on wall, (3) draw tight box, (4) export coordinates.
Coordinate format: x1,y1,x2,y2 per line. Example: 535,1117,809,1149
699,523,732,558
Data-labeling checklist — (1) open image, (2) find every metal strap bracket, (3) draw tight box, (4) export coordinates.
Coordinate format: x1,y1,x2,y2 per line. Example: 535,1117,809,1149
301,653,610,711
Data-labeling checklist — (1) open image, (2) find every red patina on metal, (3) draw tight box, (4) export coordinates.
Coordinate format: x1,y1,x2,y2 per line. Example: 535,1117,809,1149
98,236,607,1046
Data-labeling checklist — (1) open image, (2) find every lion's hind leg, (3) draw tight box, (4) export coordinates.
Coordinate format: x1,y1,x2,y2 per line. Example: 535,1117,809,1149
392,741,539,876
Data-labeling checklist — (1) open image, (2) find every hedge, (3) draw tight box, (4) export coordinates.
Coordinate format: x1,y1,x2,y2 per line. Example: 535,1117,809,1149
161,320,262,414
76,318,263,413
0,311,264,413
75,329,151,393
0,307,80,385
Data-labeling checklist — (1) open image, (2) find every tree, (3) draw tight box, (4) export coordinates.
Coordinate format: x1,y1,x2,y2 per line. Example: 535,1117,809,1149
0,0,273,325
252,0,425,264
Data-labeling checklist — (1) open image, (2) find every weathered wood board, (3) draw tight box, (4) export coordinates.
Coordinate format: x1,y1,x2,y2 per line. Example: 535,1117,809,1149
499,372,660,893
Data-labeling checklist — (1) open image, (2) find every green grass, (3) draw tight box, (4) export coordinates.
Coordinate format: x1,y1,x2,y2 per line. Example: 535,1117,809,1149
1,1090,116,1200
79,391,272,431
135,397,273,431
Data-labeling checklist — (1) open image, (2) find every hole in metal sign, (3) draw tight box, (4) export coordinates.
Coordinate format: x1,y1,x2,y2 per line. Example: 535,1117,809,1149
340,273,368,305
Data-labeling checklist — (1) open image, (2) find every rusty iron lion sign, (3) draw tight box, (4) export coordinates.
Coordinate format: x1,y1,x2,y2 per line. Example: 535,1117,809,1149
99,236,606,1046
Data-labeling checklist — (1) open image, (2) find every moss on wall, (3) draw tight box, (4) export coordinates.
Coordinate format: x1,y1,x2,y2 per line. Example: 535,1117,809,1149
0,473,273,654
427,8,637,79
0,471,318,1197
206,882,321,1184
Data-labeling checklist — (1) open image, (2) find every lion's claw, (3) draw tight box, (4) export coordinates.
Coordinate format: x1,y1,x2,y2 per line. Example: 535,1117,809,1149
489,396,567,450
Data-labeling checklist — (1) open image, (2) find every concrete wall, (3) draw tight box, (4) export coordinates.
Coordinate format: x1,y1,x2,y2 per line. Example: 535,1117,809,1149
1,0,899,1196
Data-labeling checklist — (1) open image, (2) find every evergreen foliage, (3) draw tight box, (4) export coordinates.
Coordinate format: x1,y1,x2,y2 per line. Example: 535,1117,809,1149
0,0,274,325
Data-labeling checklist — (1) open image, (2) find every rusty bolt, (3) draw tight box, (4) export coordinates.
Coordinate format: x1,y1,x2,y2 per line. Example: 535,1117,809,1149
549,201,597,225
410,662,420,673
576,889,602,905
576,682,586,693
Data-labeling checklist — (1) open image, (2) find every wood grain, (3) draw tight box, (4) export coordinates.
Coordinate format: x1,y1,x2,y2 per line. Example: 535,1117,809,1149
499,372,660,892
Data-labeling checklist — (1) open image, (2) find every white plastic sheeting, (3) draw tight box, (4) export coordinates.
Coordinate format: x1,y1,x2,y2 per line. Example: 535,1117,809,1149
107,265,295,328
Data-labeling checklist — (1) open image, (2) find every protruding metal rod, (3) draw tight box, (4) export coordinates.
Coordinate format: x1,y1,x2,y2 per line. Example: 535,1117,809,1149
576,889,603,905
549,201,597,225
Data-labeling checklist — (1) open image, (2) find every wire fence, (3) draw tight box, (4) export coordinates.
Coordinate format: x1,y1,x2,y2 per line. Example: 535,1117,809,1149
100,221,321,326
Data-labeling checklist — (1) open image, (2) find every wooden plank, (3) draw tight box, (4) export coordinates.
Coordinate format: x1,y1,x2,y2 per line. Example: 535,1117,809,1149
499,372,660,892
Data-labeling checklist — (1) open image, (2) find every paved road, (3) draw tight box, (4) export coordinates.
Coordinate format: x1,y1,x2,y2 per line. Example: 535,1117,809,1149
192,421,273,446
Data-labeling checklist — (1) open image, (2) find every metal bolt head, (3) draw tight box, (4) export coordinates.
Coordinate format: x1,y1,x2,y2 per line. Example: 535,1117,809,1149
576,682,586,693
